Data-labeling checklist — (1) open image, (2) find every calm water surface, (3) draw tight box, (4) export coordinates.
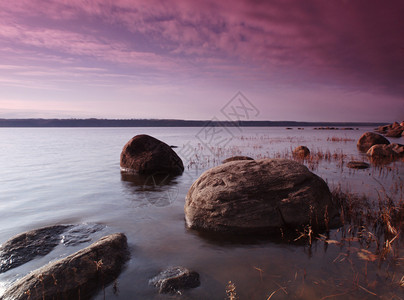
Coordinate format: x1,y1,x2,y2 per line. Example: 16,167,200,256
0,127,402,299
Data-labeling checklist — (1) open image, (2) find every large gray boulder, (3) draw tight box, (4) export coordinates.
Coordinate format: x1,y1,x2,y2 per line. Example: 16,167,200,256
2,233,129,300
120,134,184,175
357,132,390,152
185,159,340,234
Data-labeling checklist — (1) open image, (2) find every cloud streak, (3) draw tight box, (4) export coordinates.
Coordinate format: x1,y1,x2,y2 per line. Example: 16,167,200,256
0,0,403,120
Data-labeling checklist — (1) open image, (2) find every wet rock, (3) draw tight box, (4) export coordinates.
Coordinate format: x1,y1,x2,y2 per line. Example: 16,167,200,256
0,225,71,274
185,159,340,234
357,132,390,152
346,161,370,169
2,233,129,300
222,156,254,164
120,134,184,175
293,146,310,158
0,224,106,274
61,224,105,247
149,266,200,294
367,143,404,159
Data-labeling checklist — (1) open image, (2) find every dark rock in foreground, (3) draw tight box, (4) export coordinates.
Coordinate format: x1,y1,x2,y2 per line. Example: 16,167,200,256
357,132,390,152
0,225,71,274
149,266,200,294
0,224,106,274
222,156,254,164
2,233,129,300
120,134,184,175
293,146,310,158
346,161,370,169
185,159,340,234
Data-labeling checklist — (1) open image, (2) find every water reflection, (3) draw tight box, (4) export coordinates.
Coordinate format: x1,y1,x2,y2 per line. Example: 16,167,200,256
121,172,180,207
186,226,324,248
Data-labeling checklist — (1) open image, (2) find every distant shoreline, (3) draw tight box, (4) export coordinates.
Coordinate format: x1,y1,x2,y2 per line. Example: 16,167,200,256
0,118,384,128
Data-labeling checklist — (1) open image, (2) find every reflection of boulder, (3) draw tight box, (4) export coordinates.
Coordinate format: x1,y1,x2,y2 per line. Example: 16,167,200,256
149,266,200,294
185,159,340,235
121,172,179,207
121,172,176,187
2,233,129,300
293,146,310,158
357,132,390,152
346,161,370,169
120,134,184,175
222,156,254,164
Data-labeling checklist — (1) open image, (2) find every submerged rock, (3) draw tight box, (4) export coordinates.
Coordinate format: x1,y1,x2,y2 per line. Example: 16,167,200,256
346,161,370,169
2,233,129,300
357,132,390,152
293,146,310,158
185,159,340,234
0,225,71,274
0,224,106,274
120,134,184,175
222,156,254,164
149,266,200,294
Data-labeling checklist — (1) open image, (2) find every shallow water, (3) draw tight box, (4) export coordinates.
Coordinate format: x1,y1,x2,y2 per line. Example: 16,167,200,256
0,127,402,299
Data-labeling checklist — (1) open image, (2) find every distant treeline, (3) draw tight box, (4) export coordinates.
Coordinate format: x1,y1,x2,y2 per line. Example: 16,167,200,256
0,118,384,128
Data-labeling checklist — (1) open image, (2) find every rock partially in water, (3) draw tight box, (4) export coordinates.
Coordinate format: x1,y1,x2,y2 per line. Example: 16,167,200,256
346,161,370,169
149,266,200,294
0,224,105,274
2,233,129,300
0,225,71,274
386,127,403,138
222,156,254,164
367,143,404,160
120,134,184,175
375,121,404,138
185,159,340,234
61,223,105,246
293,146,310,158
357,132,390,152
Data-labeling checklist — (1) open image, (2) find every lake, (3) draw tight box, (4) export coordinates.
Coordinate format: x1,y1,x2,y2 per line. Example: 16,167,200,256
0,127,403,299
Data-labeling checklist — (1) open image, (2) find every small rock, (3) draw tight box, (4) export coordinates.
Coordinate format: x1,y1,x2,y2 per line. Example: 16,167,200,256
222,156,254,164
357,132,390,152
2,233,129,300
346,161,370,169
120,134,184,175
293,146,310,158
149,266,200,294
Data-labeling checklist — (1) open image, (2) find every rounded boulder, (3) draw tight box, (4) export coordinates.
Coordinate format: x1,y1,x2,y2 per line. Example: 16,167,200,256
120,134,184,175
185,159,340,234
357,132,390,152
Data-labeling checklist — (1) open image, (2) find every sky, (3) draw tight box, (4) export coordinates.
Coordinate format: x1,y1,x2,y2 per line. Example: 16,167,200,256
0,0,403,122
